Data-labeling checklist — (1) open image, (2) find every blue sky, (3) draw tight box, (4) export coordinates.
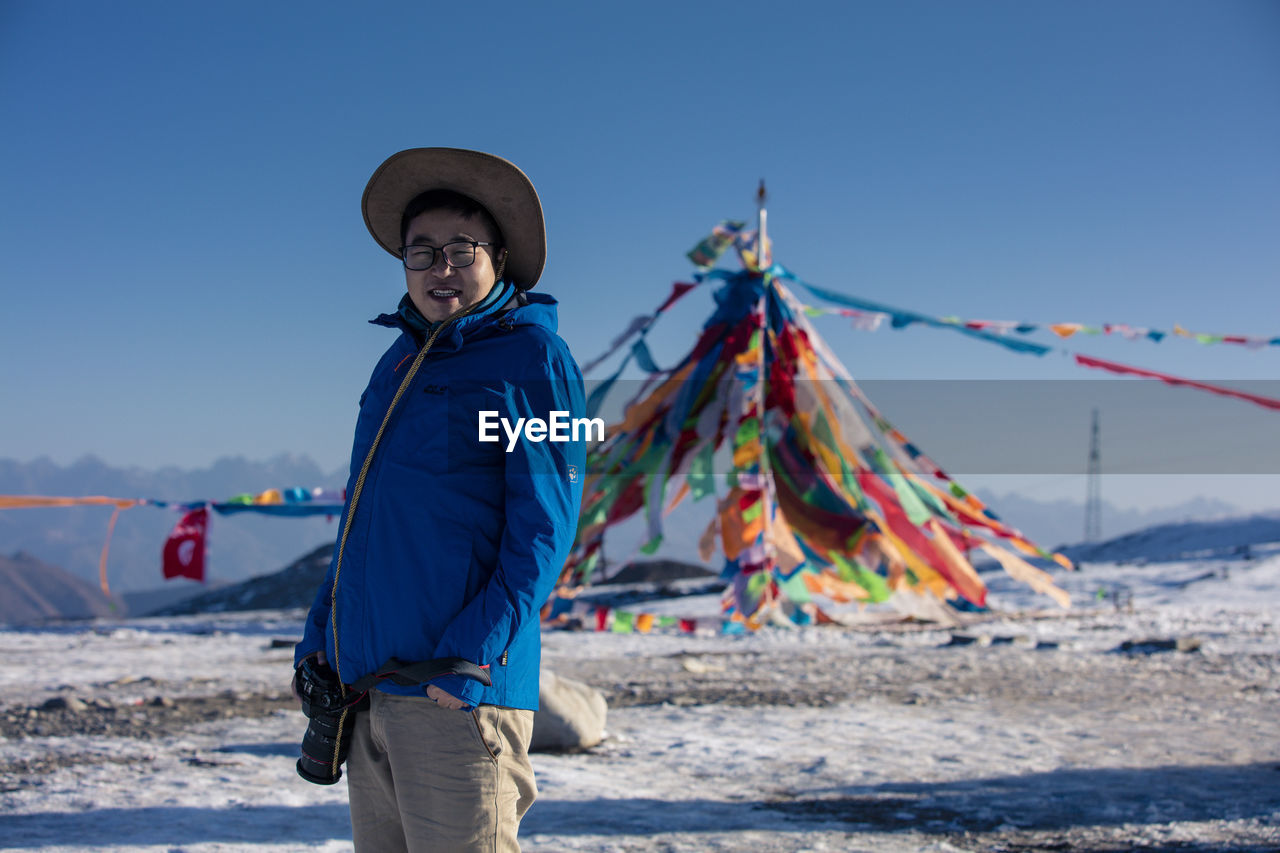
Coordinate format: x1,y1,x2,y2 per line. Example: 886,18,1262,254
2,1,1278,510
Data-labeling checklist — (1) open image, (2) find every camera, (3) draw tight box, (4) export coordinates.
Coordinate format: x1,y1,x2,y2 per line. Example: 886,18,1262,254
294,654,494,784
294,656,368,785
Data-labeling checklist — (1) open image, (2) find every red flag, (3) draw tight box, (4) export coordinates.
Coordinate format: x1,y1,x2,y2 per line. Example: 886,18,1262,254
162,507,208,582
656,281,697,315
1073,353,1280,411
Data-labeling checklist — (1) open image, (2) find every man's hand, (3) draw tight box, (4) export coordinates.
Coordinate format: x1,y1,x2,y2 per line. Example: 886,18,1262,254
292,650,328,706
425,683,467,710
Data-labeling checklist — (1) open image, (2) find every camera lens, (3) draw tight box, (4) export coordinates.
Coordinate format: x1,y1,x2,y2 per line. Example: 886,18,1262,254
297,711,348,785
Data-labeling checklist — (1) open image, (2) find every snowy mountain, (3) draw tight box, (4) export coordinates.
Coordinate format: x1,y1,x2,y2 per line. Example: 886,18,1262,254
1059,511,1280,565
970,491,1243,552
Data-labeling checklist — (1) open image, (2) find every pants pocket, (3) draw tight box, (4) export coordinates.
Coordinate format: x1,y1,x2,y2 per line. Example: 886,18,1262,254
471,706,503,762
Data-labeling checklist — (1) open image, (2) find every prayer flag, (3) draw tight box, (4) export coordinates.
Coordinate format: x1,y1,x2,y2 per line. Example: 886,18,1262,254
162,507,208,582
687,220,746,270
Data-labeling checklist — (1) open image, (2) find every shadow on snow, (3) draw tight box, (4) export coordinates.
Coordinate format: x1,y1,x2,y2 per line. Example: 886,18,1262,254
522,761,1280,838
4,762,1277,847
0,804,351,847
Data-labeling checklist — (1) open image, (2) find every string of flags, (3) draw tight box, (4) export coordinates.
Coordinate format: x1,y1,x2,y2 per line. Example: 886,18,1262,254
545,597,710,634
0,488,344,595
546,594,877,634
694,220,1280,351
806,305,1279,349
582,223,1280,415
778,268,1280,412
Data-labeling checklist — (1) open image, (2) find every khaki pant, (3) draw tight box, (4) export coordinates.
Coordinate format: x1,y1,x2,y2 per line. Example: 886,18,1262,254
346,691,537,852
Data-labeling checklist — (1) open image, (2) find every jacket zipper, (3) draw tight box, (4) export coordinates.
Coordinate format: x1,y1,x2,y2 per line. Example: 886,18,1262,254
328,299,486,707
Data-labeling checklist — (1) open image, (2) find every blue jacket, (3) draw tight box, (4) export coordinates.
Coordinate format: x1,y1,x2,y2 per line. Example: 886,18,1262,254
297,289,586,711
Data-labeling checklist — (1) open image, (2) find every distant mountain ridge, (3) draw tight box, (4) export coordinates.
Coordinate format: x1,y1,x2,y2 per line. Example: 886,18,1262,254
1060,512,1280,565
969,491,1242,552
0,454,344,593
154,543,333,616
0,552,120,626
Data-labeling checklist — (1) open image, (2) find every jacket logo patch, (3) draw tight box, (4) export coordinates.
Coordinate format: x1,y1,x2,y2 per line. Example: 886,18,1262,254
568,464,578,483
422,384,447,395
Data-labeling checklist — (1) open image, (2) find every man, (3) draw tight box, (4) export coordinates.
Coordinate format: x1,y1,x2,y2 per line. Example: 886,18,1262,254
295,148,586,852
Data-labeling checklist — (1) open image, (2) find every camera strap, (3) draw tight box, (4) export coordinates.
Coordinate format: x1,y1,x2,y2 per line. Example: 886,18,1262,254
348,656,493,694
329,299,487,691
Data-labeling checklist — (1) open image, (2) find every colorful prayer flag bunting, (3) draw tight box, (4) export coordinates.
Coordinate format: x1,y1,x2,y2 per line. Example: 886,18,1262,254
560,239,1077,628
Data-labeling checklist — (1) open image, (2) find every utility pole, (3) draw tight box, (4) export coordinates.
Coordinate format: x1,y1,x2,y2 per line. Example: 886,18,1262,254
1084,407,1102,543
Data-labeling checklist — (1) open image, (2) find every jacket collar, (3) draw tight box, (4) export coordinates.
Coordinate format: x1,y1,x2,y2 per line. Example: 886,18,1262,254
371,287,559,352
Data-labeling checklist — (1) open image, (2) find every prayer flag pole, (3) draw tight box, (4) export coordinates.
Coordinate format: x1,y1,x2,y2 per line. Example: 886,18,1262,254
755,180,770,270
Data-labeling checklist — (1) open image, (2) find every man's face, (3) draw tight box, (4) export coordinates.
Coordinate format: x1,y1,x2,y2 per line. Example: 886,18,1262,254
402,208,502,324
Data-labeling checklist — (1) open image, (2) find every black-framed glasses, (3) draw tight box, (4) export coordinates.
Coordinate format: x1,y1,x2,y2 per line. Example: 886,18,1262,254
399,241,495,271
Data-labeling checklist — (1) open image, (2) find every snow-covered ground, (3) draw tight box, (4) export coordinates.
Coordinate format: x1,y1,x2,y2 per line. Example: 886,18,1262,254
2,529,1278,851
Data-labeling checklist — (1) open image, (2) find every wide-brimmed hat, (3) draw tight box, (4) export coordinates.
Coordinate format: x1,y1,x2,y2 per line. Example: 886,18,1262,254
362,147,546,290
